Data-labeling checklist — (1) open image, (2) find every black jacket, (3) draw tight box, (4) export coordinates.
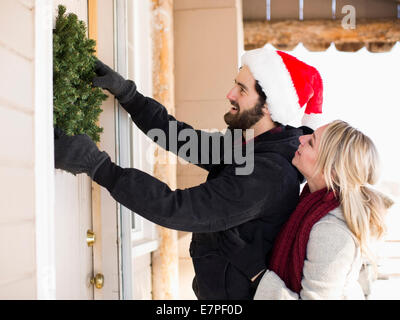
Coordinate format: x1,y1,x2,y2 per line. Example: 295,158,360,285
94,89,312,299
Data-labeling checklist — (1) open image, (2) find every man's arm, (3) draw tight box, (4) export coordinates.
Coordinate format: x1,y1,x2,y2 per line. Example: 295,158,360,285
93,156,282,233
120,90,229,172
93,59,228,171
54,128,288,233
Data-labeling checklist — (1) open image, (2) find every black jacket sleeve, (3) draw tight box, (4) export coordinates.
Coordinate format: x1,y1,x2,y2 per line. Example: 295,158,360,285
119,88,229,172
93,156,284,233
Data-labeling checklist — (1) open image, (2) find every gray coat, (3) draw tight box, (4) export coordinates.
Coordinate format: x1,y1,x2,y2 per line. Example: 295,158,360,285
254,207,366,300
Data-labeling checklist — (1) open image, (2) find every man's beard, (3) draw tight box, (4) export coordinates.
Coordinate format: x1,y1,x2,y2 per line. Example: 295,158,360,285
224,100,265,130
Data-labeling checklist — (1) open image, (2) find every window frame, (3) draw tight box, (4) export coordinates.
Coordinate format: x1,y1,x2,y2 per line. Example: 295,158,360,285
114,0,158,300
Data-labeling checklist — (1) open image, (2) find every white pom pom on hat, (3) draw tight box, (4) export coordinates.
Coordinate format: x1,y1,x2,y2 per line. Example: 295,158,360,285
241,44,324,129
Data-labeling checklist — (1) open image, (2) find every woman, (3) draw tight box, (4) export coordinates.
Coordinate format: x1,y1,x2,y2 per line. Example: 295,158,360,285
254,120,393,300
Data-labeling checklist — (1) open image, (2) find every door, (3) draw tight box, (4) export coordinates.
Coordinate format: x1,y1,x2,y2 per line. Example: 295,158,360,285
53,0,94,299
54,174,94,299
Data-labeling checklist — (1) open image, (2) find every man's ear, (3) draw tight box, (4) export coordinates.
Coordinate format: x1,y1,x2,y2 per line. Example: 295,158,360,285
262,103,270,115
263,104,275,122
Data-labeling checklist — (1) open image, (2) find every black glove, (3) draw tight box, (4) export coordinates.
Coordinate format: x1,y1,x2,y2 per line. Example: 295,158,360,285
92,59,137,103
54,128,109,179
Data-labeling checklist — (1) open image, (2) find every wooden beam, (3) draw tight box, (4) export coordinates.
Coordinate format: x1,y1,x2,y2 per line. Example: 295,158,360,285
244,19,400,52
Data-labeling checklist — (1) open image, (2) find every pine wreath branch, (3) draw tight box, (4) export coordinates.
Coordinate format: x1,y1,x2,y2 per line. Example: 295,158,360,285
53,5,107,142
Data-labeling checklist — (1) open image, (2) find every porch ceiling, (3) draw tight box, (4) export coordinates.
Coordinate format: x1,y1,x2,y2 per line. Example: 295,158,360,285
244,19,400,52
242,0,400,52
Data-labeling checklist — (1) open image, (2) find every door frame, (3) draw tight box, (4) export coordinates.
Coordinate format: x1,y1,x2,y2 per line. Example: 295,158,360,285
94,0,124,300
34,0,57,300
113,0,134,300
112,0,160,300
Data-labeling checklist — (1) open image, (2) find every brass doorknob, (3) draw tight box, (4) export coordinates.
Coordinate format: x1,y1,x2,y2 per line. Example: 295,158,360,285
90,273,104,289
86,230,96,247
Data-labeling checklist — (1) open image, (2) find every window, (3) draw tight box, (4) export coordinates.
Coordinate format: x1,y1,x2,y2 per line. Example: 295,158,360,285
126,0,158,248
114,0,158,300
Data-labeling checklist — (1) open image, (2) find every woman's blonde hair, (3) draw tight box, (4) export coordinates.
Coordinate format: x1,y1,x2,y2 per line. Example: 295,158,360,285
315,120,393,263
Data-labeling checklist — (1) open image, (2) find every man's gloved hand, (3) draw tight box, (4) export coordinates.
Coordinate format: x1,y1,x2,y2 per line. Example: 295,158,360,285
92,59,136,102
54,128,109,179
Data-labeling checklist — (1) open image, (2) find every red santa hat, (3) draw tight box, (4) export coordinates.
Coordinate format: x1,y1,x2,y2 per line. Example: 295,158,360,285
241,44,324,129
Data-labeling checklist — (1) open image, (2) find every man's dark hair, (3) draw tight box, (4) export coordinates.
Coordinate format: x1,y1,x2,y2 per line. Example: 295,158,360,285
255,80,281,126
255,80,267,105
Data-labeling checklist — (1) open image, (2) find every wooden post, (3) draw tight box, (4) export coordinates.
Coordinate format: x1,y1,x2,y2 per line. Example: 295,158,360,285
150,0,180,300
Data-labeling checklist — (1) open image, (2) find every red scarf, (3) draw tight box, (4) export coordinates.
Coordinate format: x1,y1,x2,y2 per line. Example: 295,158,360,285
268,184,340,294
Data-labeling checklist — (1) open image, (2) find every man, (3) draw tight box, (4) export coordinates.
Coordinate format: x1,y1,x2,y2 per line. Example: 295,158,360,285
54,44,323,299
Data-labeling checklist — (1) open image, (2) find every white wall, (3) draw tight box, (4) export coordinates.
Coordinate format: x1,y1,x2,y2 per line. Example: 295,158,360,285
0,0,38,299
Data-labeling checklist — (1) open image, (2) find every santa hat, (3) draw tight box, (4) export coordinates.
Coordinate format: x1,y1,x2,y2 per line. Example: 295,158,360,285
241,44,323,129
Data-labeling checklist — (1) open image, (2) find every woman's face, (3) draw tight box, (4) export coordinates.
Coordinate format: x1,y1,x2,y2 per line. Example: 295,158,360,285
292,124,328,189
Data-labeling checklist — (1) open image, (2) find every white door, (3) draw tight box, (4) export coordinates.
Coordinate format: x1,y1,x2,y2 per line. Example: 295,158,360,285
54,173,94,299
53,0,94,299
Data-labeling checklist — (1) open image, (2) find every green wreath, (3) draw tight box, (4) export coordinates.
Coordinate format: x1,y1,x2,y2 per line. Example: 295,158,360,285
53,5,107,142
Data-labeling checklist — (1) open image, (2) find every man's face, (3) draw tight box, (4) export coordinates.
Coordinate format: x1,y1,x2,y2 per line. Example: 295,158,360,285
224,65,266,129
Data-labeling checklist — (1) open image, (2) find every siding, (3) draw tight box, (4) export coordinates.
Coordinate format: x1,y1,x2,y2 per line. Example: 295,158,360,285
0,0,36,299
